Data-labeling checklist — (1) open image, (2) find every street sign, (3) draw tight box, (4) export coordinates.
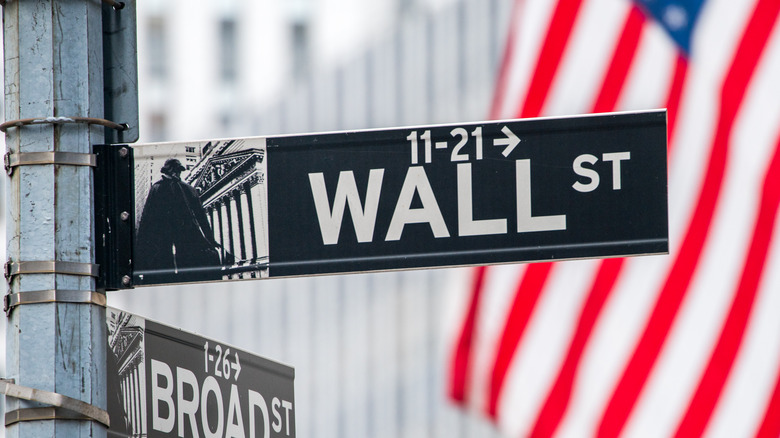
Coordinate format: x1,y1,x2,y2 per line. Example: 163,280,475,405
95,110,668,288
102,0,139,144
106,307,296,437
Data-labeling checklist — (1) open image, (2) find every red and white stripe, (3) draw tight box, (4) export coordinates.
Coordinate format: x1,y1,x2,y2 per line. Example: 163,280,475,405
449,0,780,436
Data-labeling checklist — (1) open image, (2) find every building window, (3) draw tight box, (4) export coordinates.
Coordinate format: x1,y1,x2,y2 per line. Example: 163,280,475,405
147,16,168,79
219,18,238,83
399,0,418,15
290,20,310,81
148,112,167,142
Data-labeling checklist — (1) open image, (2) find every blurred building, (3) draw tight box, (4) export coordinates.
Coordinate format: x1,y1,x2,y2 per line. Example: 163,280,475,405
108,0,512,436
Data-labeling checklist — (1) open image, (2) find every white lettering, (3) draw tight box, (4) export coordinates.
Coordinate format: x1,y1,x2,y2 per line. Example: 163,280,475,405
177,367,200,438
201,376,224,438
309,169,385,245
281,400,293,436
150,362,284,438
248,390,270,438
272,398,282,434
516,159,566,232
386,166,450,241
457,163,507,236
602,151,630,190
225,384,246,438
151,359,175,433
572,154,600,192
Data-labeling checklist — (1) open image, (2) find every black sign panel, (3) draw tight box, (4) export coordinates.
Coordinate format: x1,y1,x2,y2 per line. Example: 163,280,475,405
106,308,296,437
267,111,667,278
100,110,667,287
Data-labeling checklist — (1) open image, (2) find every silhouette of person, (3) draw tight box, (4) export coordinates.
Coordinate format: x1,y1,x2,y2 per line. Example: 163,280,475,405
135,158,222,282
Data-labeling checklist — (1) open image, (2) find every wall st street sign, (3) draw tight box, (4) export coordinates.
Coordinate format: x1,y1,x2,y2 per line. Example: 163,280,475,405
106,308,296,437
95,110,668,288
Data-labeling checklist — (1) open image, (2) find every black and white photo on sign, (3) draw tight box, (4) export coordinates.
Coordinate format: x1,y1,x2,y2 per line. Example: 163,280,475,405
133,138,270,284
107,309,147,437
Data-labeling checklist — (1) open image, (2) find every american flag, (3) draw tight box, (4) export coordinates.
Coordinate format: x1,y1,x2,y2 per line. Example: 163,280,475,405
448,0,780,436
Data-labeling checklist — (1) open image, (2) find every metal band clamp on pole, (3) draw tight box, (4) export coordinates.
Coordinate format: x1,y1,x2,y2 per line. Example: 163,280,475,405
4,151,97,176
0,116,128,133
4,261,100,282
4,290,106,316
5,407,97,427
0,0,124,9
0,379,110,428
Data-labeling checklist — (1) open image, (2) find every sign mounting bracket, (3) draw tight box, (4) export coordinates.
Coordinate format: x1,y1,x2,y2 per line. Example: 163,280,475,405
94,144,135,290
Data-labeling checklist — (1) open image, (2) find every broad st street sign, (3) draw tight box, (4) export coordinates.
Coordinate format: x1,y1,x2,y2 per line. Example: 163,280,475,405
106,308,296,437
95,110,668,288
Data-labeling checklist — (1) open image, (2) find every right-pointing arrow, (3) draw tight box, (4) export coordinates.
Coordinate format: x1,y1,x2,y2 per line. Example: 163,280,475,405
494,126,520,157
232,351,242,381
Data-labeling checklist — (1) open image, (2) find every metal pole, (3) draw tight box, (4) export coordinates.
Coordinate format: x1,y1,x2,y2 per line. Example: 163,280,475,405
4,0,107,436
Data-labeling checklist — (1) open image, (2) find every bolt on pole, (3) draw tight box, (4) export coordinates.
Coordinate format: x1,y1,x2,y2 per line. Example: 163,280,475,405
4,1,107,437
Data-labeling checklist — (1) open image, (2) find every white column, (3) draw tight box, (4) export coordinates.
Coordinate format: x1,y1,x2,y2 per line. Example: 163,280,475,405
139,361,147,434
240,187,254,260
230,191,244,262
250,184,269,259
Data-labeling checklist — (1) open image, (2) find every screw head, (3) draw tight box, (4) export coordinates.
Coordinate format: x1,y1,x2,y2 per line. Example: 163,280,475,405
120,211,130,221
118,147,129,158
121,275,131,286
